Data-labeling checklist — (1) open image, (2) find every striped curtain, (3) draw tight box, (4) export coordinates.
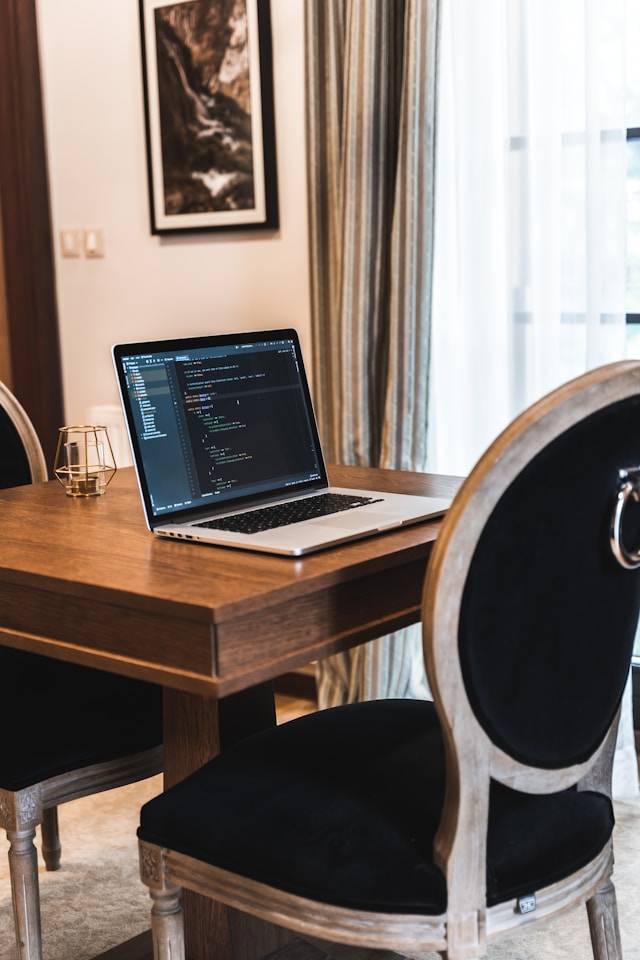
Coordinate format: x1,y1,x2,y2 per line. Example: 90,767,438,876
305,0,440,707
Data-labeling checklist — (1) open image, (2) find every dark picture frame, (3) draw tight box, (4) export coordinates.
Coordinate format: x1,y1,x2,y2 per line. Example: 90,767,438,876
139,0,278,234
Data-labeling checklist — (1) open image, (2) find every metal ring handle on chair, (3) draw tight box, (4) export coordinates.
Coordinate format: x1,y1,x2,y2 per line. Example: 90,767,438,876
610,468,640,569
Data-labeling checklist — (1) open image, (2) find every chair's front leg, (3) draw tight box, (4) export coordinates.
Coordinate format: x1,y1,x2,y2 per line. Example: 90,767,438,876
7,826,43,960
587,877,622,960
150,882,185,960
140,840,185,960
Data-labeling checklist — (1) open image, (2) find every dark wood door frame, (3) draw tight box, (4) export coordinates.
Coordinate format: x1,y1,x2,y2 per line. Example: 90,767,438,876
0,0,64,474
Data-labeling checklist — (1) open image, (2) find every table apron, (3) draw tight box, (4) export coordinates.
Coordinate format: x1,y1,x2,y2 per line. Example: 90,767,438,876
214,556,428,691
0,581,215,688
0,554,429,696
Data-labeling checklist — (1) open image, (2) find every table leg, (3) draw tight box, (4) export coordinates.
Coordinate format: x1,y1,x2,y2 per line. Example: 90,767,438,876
162,682,290,960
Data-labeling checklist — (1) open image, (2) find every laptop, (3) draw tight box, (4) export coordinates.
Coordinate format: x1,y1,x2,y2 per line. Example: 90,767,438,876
112,329,451,556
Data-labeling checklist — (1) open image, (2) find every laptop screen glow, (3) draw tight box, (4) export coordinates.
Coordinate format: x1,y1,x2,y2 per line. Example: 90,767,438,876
115,331,328,523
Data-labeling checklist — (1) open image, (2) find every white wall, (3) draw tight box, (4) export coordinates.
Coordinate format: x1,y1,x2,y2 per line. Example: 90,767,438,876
36,0,311,428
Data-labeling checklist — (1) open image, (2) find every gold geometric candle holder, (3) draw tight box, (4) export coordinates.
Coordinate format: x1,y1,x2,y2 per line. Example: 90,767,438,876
54,425,117,497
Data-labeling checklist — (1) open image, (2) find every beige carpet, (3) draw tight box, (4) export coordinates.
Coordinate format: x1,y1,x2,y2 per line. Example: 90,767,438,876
0,777,639,960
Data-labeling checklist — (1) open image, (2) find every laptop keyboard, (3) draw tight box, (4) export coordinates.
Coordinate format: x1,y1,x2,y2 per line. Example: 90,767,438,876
195,492,381,535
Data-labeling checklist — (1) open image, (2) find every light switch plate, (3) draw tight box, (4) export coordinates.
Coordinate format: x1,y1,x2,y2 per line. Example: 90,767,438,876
84,228,105,258
60,228,82,258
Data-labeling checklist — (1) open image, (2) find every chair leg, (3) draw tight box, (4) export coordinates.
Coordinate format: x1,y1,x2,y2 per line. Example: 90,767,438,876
40,806,61,871
7,826,43,960
150,883,186,960
587,877,622,960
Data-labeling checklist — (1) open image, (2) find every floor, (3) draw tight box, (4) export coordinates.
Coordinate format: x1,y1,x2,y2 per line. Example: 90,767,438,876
275,690,317,724
95,931,398,960
274,665,318,723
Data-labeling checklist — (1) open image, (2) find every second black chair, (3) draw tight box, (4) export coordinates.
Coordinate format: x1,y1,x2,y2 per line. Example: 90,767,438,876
0,380,163,960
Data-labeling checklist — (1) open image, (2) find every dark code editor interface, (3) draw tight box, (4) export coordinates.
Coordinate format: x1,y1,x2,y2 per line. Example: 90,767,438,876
121,339,323,517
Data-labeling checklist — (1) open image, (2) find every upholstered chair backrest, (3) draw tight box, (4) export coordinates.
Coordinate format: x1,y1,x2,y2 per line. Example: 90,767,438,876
0,380,48,487
460,392,640,769
422,362,640,924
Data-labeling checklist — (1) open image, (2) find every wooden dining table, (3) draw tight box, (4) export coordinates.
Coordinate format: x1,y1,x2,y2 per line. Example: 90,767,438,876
0,464,461,960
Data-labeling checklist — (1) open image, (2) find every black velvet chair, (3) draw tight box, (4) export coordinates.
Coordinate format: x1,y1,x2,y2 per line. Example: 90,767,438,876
137,361,640,960
0,381,163,960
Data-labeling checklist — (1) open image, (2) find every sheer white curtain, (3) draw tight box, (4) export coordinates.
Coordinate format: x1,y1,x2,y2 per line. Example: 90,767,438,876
429,0,637,795
429,0,628,476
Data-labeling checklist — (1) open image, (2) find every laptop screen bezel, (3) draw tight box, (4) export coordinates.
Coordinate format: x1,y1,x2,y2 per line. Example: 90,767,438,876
112,328,330,528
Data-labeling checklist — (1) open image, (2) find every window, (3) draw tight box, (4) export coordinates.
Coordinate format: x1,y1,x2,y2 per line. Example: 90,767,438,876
624,9,640,674
627,131,640,672
627,128,640,337
625,0,640,345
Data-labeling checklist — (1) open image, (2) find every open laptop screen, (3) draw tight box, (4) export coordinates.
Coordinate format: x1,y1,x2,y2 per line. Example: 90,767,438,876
113,330,328,523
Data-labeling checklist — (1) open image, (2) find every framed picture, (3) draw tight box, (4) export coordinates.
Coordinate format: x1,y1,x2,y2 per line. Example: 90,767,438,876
139,0,278,234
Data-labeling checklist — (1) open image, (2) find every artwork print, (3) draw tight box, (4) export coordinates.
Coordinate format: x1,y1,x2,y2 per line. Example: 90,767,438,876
140,0,278,233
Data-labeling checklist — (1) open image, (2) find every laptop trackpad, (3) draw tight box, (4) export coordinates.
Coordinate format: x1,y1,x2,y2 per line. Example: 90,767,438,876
310,512,400,531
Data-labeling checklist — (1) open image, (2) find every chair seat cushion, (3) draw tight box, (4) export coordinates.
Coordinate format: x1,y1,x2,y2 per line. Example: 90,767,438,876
1,648,162,791
138,699,614,914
